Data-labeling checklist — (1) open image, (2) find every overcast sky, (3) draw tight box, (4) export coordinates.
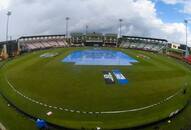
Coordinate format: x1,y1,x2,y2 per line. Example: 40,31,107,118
0,0,191,46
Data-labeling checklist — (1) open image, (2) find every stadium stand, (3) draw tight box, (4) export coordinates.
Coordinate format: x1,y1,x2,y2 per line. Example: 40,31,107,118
185,55,191,64
120,36,167,52
104,34,118,47
0,45,3,60
0,41,18,59
70,33,118,47
18,35,69,52
70,32,84,47
85,32,104,46
164,43,191,64
4,33,188,61
166,48,184,60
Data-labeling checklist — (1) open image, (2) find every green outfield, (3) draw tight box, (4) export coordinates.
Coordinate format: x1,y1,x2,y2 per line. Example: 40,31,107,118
0,47,190,129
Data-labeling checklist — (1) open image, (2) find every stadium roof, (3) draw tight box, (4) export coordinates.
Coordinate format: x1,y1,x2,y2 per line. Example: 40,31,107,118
122,35,168,42
0,40,17,46
105,33,118,37
70,32,84,37
86,32,103,37
19,34,66,39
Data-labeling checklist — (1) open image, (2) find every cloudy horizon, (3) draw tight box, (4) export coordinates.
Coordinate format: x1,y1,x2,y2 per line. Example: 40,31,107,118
0,0,191,46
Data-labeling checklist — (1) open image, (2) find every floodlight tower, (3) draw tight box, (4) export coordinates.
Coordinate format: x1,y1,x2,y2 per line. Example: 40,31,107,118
85,25,88,35
65,17,70,38
119,19,123,38
6,10,12,41
184,19,191,57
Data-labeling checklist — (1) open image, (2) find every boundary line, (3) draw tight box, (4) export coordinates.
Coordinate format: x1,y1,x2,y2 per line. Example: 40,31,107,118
5,76,183,115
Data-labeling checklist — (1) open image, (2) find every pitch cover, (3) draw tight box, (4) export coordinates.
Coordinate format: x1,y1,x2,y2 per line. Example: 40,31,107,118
112,70,128,85
103,71,115,84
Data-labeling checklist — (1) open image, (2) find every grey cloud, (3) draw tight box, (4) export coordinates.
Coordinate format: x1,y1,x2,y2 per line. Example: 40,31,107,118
0,0,190,46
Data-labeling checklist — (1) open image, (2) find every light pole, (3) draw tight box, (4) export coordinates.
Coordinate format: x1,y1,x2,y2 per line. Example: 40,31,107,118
65,17,70,38
119,19,123,38
6,10,11,41
85,25,88,35
184,19,191,57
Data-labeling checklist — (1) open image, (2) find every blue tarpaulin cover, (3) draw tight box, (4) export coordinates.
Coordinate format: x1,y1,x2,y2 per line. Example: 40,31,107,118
112,70,128,85
62,49,138,66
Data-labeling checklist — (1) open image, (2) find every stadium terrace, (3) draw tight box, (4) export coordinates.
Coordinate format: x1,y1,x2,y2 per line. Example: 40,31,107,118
0,33,169,59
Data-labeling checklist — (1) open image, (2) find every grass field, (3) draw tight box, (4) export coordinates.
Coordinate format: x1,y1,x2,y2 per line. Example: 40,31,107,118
0,47,190,129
